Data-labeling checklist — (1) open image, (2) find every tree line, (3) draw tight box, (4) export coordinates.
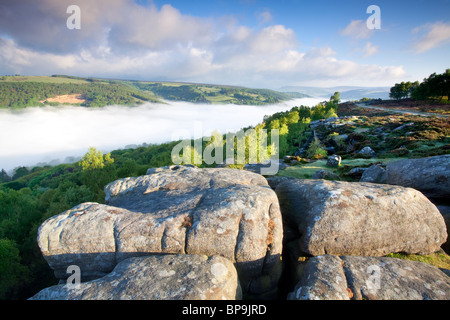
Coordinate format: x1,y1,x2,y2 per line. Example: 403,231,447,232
132,82,301,105
134,83,210,103
0,81,158,108
389,69,450,100
260,92,339,157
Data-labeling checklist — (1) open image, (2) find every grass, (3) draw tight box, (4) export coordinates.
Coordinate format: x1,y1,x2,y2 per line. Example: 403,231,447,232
207,95,235,103
1,75,90,84
277,158,407,179
386,251,450,270
277,160,330,179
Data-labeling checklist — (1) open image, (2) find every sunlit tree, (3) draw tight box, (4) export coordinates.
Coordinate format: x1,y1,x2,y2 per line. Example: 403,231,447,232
80,147,114,171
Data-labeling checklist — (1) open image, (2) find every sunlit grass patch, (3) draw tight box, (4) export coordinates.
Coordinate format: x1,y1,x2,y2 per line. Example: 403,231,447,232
277,158,407,179
386,251,450,270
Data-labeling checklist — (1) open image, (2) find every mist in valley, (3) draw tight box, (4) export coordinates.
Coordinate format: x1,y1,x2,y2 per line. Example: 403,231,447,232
0,98,324,173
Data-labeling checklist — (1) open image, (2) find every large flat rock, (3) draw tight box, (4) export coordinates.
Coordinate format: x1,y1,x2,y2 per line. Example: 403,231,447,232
386,155,450,199
275,179,447,256
30,254,241,300
37,166,283,298
289,255,450,300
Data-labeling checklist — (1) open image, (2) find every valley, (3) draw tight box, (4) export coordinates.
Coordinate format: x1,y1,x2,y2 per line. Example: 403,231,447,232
0,73,449,301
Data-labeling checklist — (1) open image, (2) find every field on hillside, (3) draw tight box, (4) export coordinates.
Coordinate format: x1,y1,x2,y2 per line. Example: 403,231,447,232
0,75,91,84
0,75,304,108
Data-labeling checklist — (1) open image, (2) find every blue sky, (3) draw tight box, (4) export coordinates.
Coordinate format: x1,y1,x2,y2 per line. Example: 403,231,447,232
0,0,449,88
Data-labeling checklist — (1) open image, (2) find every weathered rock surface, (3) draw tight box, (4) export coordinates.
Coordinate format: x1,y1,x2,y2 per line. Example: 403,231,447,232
265,176,297,190
37,166,283,298
288,255,450,300
386,155,450,199
30,254,241,300
311,169,341,181
437,205,450,254
360,164,387,184
326,155,341,168
275,179,447,257
243,160,287,175
358,146,377,158
346,167,367,179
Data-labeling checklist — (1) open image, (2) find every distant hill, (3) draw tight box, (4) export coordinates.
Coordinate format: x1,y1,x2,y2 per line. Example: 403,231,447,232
128,80,309,105
279,85,391,101
0,75,307,108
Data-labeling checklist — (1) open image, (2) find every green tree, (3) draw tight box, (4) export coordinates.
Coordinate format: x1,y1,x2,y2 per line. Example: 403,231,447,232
297,105,312,119
12,167,29,181
330,92,341,104
269,119,281,130
117,159,139,178
311,103,326,120
80,147,113,171
104,152,115,166
183,145,203,166
393,70,450,101
306,137,328,159
80,147,104,170
408,81,420,98
390,82,412,99
0,169,11,182
64,185,95,207
278,123,289,157
0,239,29,299
285,110,300,125
324,108,338,118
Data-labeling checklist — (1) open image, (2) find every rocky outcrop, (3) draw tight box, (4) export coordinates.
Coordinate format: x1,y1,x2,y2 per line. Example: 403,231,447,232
33,164,450,301
37,166,283,299
386,155,450,199
360,164,387,184
30,254,241,300
275,179,447,257
288,255,450,300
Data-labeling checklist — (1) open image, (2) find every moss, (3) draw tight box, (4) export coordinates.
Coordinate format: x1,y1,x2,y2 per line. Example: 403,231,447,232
386,251,450,270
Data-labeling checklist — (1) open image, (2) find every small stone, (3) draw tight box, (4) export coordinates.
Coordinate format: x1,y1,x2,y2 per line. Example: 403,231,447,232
312,169,341,181
326,155,342,167
358,146,377,158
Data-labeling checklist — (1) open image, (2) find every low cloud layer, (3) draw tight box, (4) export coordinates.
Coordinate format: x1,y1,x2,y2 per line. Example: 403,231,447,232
0,0,407,87
0,98,323,172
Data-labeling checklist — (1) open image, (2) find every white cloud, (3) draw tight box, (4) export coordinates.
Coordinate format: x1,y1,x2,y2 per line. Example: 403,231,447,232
0,1,406,87
340,20,374,39
257,9,273,24
249,25,298,54
109,4,216,51
411,22,450,53
363,42,379,57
